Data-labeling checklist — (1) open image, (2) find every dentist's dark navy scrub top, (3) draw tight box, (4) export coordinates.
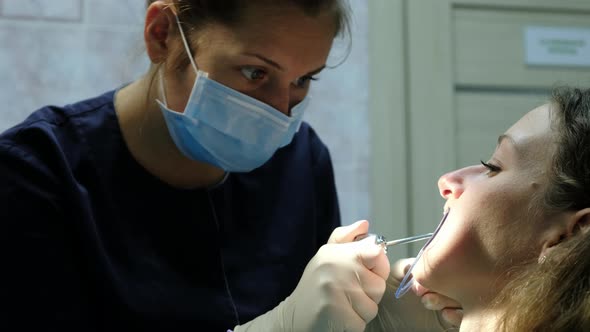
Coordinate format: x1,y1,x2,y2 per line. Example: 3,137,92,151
0,90,340,331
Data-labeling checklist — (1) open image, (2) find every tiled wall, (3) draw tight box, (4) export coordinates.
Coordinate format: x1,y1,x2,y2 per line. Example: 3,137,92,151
307,1,370,225
0,0,147,130
0,0,370,226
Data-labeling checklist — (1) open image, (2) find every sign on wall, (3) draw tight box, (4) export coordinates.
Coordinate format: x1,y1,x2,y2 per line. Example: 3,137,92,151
525,26,590,67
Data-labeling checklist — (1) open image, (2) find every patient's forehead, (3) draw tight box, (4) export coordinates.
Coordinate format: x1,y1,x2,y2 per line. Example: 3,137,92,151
508,104,551,141
505,104,554,163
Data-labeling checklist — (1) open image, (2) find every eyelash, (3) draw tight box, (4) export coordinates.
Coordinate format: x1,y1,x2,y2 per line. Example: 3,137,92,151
240,67,319,87
480,160,501,173
293,75,319,88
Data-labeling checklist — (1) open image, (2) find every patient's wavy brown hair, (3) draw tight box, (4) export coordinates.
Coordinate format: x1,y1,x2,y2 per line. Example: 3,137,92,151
494,87,590,331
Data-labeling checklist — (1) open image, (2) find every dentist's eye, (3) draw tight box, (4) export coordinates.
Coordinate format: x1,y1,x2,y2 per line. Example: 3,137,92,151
241,67,267,81
293,75,318,88
480,160,501,174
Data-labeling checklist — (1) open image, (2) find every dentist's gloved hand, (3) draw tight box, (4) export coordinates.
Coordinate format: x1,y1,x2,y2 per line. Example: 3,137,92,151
234,220,390,332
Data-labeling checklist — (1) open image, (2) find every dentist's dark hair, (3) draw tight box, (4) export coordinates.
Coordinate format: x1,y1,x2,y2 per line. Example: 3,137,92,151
146,0,351,37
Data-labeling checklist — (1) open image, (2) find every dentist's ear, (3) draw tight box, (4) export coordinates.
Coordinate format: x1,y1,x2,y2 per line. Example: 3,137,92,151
540,208,590,262
145,1,176,63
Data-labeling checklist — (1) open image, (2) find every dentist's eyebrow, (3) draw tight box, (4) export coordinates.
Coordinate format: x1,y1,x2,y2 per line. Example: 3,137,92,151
242,53,325,76
242,53,284,71
306,65,326,76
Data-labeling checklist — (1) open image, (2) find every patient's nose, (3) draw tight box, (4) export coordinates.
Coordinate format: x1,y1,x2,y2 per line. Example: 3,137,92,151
438,167,469,199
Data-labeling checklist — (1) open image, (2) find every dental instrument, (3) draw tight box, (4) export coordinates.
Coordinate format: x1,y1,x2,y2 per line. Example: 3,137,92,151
395,209,451,298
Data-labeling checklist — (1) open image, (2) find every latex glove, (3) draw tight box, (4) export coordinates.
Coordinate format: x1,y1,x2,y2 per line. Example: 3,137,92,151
234,221,390,332
327,219,371,244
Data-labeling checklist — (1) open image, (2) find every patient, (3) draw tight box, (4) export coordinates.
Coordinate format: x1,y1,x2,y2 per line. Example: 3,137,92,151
368,86,590,331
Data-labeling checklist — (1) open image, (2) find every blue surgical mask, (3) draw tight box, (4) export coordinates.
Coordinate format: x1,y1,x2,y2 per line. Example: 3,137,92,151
156,16,309,173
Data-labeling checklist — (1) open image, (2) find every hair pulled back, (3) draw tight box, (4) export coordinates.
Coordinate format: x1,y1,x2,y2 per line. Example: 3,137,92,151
146,0,350,38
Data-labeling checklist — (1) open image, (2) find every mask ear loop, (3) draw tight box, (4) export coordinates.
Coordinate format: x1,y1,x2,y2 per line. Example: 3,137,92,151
158,69,168,106
157,15,201,107
174,15,199,74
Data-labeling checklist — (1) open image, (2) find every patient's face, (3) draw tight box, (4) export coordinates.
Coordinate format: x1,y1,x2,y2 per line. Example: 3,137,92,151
412,104,556,307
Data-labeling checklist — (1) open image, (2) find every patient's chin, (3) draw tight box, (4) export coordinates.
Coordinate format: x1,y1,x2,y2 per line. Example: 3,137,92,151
412,258,455,296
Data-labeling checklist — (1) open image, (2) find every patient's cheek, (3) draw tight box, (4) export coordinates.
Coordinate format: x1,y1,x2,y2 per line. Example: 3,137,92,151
413,231,474,290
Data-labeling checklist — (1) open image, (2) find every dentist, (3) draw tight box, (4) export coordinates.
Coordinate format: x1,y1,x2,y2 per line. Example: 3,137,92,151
1,1,457,330
1,1,388,330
